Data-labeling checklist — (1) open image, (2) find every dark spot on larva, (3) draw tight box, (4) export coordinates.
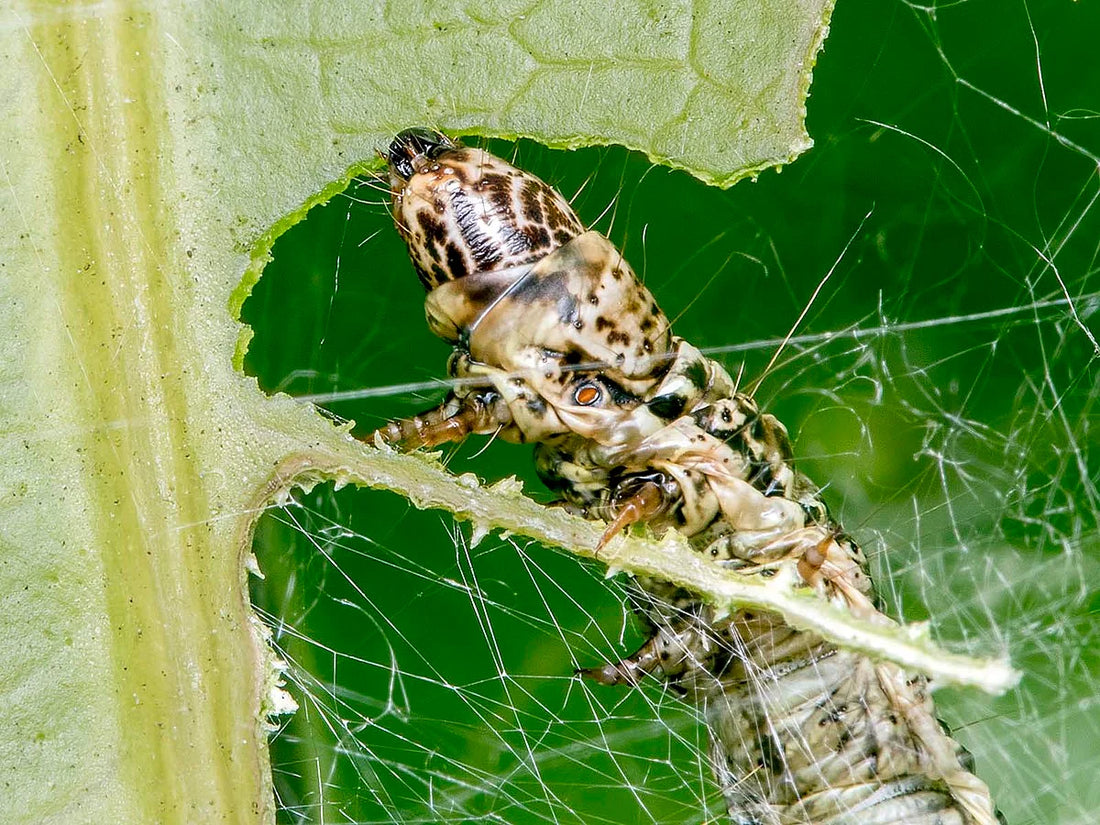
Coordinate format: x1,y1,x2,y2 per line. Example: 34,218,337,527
563,349,583,365
595,316,613,332
648,394,686,419
462,277,509,308
537,464,568,492
521,180,545,223
751,417,769,442
417,211,447,246
598,375,640,407
526,396,547,415
485,177,510,199
587,292,599,305
684,359,708,390
639,317,655,332
557,294,579,326
524,224,551,250
721,408,732,424
444,243,469,280
479,172,510,193
543,196,571,230
413,261,437,290
554,229,574,245
607,330,630,346
512,269,571,304
490,191,515,221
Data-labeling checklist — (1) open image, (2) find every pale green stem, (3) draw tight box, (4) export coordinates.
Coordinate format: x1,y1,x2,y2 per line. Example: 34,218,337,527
247,438,1020,696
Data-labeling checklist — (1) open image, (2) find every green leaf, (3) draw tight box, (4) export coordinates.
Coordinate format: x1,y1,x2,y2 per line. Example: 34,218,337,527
0,1,833,822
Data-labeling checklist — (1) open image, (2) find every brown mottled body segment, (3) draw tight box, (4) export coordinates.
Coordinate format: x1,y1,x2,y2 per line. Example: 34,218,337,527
376,129,1002,825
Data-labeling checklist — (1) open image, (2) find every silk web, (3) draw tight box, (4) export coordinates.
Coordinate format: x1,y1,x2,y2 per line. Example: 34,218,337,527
244,3,1100,822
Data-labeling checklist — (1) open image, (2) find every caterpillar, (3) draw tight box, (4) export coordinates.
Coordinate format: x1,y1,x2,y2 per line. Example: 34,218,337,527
375,128,1003,825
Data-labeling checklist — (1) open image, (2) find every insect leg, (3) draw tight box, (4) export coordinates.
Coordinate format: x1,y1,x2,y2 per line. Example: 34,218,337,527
374,390,512,449
595,471,682,553
579,618,711,687
596,482,666,552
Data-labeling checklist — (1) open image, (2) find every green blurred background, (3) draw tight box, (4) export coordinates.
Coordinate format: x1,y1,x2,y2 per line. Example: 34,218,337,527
244,0,1099,822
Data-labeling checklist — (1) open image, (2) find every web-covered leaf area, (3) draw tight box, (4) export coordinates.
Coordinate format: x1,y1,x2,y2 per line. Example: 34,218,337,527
245,0,1099,822
252,488,721,822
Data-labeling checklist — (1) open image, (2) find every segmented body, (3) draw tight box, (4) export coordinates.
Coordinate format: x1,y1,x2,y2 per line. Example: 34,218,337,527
379,129,1001,825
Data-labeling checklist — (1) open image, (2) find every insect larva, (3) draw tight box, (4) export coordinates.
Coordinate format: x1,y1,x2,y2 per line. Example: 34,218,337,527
375,128,1003,825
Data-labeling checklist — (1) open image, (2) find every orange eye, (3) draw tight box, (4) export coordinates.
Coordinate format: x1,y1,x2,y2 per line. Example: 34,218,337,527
574,383,602,406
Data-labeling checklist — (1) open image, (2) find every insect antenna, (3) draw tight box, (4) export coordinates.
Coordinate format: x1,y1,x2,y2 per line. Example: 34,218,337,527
589,186,619,233
662,234,736,330
622,162,667,286
566,169,601,222
745,207,873,397
603,151,632,239
466,425,506,460
342,173,394,206
356,228,384,248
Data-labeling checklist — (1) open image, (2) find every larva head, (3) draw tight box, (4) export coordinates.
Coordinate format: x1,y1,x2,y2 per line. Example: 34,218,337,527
387,128,585,290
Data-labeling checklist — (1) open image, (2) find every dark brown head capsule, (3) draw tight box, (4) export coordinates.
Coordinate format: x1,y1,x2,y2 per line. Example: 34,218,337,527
387,127,456,181
387,128,585,290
